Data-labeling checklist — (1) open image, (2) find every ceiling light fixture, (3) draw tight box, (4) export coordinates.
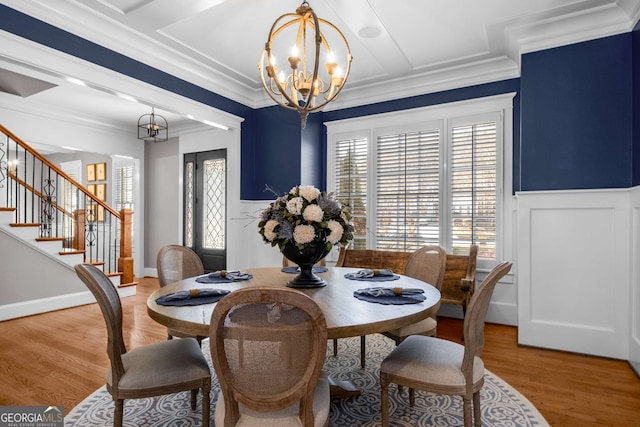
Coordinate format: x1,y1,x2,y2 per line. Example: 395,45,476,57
258,1,352,128
137,107,168,143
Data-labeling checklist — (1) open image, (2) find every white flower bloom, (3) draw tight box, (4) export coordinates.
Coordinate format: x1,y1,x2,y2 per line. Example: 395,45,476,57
327,220,344,244
293,224,316,244
298,185,320,202
263,219,279,241
286,197,303,215
303,204,324,222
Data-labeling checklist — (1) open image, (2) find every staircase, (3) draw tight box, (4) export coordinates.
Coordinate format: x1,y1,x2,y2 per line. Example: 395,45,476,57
0,124,135,321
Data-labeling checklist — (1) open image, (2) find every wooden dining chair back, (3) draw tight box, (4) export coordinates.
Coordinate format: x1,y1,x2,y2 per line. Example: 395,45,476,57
75,263,211,427
380,261,513,427
382,245,447,343
209,286,330,427
157,245,206,343
334,246,412,367
157,245,204,287
403,245,447,290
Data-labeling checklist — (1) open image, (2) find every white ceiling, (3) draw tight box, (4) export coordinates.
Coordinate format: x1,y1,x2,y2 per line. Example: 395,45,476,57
1,0,639,135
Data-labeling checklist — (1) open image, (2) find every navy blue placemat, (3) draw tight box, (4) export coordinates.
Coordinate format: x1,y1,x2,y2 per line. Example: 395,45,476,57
195,271,253,284
281,266,328,274
344,273,401,282
353,287,427,305
156,288,230,306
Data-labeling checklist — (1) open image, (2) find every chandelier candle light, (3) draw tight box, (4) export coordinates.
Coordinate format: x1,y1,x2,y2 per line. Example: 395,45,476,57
258,1,353,127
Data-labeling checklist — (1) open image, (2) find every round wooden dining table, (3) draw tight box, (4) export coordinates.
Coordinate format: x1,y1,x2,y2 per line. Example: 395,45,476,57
147,266,441,398
147,266,441,341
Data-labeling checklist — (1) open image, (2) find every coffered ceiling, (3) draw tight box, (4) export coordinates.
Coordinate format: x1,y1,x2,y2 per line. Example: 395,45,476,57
1,0,639,133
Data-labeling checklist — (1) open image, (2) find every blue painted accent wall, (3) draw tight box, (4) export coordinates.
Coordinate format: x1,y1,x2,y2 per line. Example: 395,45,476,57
520,33,633,191
301,113,325,191
633,22,640,186
248,106,303,196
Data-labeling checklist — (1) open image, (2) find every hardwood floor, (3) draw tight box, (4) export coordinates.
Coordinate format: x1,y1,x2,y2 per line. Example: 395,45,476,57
1,276,638,426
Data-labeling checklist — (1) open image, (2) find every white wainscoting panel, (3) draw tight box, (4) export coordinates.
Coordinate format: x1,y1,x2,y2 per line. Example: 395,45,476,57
629,187,640,369
517,189,630,359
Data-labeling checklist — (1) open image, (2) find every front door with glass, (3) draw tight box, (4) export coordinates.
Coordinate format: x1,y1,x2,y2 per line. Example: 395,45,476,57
184,150,226,272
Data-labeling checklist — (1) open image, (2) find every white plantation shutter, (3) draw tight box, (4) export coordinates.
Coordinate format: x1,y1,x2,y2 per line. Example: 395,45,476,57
328,98,508,263
450,122,497,259
114,163,134,210
113,160,135,256
375,129,440,251
333,136,368,249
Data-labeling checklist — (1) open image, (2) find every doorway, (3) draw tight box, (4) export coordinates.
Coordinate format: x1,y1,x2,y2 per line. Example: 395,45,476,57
183,150,227,272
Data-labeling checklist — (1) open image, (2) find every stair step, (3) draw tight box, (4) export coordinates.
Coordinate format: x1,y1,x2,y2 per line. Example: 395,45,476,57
35,237,66,242
0,207,16,212
119,281,139,288
10,223,40,227
88,260,105,267
59,249,85,256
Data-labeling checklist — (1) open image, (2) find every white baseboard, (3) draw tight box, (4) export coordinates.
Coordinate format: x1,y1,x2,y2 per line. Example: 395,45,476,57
0,286,136,321
144,268,158,278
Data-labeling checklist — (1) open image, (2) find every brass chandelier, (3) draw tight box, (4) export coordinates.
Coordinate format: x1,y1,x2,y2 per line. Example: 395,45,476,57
258,1,352,127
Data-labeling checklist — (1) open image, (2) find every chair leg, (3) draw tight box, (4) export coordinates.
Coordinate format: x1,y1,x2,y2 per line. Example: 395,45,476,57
360,335,366,369
473,391,481,427
462,397,472,427
190,389,197,410
380,373,390,427
114,399,124,427
202,379,211,427
333,338,338,356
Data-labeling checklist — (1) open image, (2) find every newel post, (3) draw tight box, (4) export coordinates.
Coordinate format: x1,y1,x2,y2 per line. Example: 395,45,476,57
118,208,134,284
73,209,85,251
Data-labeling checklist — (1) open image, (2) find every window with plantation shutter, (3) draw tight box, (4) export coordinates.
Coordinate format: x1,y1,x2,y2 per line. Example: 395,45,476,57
113,159,135,257
333,135,368,249
450,121,497,259
375,128,440,251
328,96,510,265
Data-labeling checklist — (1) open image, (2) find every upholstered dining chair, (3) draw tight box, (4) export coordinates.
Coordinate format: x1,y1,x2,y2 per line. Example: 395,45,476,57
382,245,447,344
379,261,513,427
209,286,330,427
75,263,211,427
157,244,206,343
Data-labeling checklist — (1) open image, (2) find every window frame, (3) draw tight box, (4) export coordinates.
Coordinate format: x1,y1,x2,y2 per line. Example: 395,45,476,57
326,93,514,269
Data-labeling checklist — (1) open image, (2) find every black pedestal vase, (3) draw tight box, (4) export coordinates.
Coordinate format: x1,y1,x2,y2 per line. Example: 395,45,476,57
281,239,330,288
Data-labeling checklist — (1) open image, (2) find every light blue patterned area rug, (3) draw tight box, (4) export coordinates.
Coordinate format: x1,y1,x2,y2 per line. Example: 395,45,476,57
65,335,549,426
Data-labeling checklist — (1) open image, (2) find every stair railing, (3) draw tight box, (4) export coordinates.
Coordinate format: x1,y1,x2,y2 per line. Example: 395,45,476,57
0,124,133,284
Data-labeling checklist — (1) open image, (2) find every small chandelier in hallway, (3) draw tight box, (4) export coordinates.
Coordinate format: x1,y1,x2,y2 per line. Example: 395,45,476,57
258,1,352,128
138,107,168,142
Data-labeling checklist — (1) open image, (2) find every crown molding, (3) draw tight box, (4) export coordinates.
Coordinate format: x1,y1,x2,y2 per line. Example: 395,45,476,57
1,0,257,107
2,0,640,114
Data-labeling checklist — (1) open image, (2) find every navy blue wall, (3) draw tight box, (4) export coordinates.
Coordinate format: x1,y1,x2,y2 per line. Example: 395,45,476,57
520,34,633,191
633,22,640,186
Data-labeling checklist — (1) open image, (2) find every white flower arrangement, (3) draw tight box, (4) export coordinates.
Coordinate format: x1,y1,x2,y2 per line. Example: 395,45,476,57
258,185,354,251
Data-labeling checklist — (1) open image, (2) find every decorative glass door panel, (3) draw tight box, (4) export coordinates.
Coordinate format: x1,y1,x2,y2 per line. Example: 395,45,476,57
184,150,226,271
202,158,225,250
